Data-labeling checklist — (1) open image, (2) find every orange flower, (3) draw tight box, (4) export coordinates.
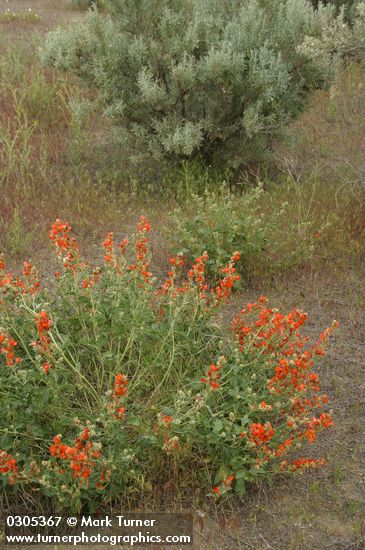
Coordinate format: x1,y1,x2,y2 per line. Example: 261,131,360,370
247,422,275,447
35,311,52,355
162,415,173,427
223,475,235,486
116,407,126,418
80,428,89,441
0,450,18,485
42,362,51,374
137,215,151,233
291,458,327,470
107,373,128,420
0,332,22,367
200,358,225,389
49,220,79,272
49,430,100,483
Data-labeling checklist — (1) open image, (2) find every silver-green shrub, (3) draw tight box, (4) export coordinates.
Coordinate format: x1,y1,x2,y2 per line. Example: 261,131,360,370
41,0,358,167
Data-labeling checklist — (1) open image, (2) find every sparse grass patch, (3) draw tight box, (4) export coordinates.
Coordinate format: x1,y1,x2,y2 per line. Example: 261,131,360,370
0,41,72,192
0,206,35,257
0,8,41,24
279,61,365,186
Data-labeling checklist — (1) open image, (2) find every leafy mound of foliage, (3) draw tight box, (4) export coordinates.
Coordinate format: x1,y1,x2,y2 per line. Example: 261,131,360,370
170,186,267,281
41,0,349,168
169,183,326,281
0,218,337,512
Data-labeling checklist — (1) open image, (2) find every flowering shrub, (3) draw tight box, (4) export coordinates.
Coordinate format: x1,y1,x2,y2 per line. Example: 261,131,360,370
165,299,338,496
0,217,337,511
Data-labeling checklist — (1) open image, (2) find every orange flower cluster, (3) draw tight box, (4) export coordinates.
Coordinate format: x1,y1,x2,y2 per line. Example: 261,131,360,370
159,251,241,304
288,457,327,471
223,474,235,486
212,474,235,495
0,332,22,366
232,298,307,353
157,413,180,454
214,252,241,302
49,430,101,481
304,413,333,444
49,219,80,272
118,237,130,254
134,215,152,284
0,257,40,297
102,232,130,274
48,218,242,305
200,357,226,389
34,310,53,373
241,422,275,447
188,251,209,293
162,436,180,453
35,311,51,353
113,373,128,398
0,450,18,485
108,373,128,419
103,232,114,264
20,261,40,295
159,254,185,294
232,299,339,401
82,267,101,289
161,415,172,427
229,298,337,474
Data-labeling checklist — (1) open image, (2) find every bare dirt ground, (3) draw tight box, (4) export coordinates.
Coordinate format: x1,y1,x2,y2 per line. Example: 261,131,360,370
0,1,364,549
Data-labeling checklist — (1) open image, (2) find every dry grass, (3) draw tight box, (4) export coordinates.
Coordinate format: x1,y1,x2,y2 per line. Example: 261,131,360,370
0,1,364,548
277,62,365,188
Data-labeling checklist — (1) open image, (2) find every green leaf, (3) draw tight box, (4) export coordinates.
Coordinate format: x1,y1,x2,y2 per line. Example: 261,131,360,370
137,435,158,447
127,415,141,427
235,478,246,497
214,465,229,484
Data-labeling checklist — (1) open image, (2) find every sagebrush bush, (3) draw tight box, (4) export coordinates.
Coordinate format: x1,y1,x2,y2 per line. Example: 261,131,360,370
310,0,358,19
299,2,365,64
0,218,336,512
40,0,349,168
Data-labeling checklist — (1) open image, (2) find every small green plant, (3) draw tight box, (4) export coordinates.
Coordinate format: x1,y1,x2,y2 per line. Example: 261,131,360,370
0,207,34,257
0,115,37,189
68,98,93,169
0,217,336,512
170,184,267,281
